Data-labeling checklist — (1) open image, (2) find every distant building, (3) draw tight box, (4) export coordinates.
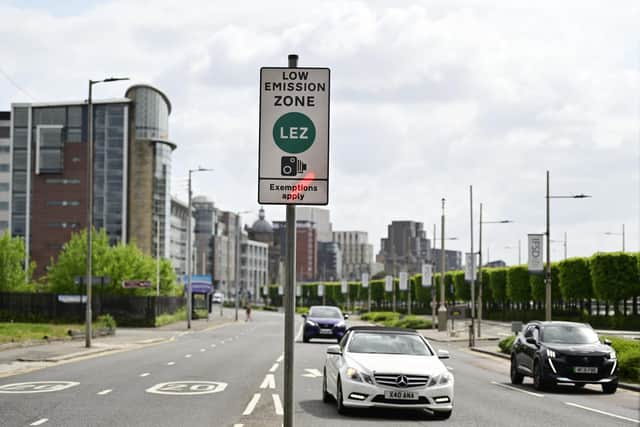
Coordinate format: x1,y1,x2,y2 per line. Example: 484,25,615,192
240,238,268,302
169,197,193,275
296,207,332,242
484,260,506,268
212,210,239,297
332,231,374,280
378,221,431,275
192,196,216,278
430,248,463,272
273,220,317,282
318,241,342,281
247,207,277,285
0,111,9,234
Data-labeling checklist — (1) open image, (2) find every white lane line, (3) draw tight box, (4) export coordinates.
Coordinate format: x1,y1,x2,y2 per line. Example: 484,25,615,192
140,373,150,377
200,348,206,352
210,344,216,348
295,324,304,341
167,362,175,366
490,381,544,397
30,419,48,426
242,393,261,415
272,393,284,415
269,363,279,373
446,366,454,371
233,424,244,427
277,354,284,363
260,374,276,389
185,354,192,358
97,389,112,395
564,402,640,424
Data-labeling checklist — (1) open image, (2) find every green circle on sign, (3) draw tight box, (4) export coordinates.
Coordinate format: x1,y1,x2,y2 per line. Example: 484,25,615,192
273,112,316,154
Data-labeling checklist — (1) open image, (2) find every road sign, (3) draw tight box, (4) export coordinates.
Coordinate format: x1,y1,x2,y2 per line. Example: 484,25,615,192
258,67,330,205
317,284,324,297
122,280,151,289
145,381,227,396
0,381,79,394
528,234,544,273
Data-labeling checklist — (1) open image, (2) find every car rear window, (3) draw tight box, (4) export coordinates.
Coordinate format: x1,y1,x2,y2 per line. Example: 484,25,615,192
309,307,342,318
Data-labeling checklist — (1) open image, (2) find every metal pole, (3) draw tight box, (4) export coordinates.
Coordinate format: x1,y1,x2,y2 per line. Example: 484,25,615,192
235,213,240,321
438,198,447,332
187,172,193,328
564,231,567,260
469,185,475,339
478,203,483,338
85,80,94,348
622,224,625,252
156,218,160,296
545,170,552,321
518,239,521,264
432,223,436,330
283,53,298,427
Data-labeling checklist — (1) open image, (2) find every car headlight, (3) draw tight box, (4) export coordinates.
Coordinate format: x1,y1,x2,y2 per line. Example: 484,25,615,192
306,320,317,327
428,372,453,387
546,349,556,359
345,367,374,384
336,321,346,328
609,350,617,360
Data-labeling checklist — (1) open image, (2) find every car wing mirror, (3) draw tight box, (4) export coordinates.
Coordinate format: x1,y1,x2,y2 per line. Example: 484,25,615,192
603,338,612,346
344,314,349,320
526,337,538,345
437,349,450,359
326,345,342,355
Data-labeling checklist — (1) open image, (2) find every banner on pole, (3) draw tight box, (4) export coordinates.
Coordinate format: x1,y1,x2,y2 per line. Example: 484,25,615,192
361,272,369,288
341,279,348,294
421,264,432,287
278,285,283,296
528,234,544,273
317,284,324,297
262,286,268,296
399,272,408,291
385,275,393,292
296,285,301,297
464,253,476,281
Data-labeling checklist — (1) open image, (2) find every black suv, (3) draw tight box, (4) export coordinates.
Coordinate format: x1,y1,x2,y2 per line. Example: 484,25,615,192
510,321,618,393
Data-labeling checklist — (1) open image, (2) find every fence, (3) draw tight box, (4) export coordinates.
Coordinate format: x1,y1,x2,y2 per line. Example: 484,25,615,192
0,292,185,327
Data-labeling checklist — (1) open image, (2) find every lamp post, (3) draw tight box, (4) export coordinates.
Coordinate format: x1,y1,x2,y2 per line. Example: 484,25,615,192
85,76,129,348
604,224,625,252
477,203,512,337
431,226,457,330
545,170,591,321
235,210,251,321
187,167,213,329
437,199,448,332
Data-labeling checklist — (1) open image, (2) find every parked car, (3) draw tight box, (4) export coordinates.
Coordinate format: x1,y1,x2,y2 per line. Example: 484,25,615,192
212,292,224,304
302,306,348,343
323,326,454,419
510,321,618,393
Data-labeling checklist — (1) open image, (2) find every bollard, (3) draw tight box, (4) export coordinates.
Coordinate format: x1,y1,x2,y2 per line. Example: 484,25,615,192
468,323,475,347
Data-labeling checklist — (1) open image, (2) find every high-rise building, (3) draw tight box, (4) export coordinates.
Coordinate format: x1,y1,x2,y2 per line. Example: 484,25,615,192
332,231,374,280
211,210,239,296
378,221,431,276
273,220,317,282
169,197,193,275
430,248,463,272
192,196,216,278
0,111,10,234
317,241,342,281
8,85,174,276
296,207,332,242
240,238,268,302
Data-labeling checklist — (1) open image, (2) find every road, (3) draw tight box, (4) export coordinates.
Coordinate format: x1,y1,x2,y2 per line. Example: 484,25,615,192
0,310,638,427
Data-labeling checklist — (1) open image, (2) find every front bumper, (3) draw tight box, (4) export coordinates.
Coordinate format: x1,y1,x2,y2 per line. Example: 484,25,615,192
543,356,618,384
340,377,454,411
303,324,346,340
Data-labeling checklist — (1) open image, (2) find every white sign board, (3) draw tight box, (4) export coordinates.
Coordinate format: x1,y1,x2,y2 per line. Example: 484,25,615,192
278,285,284,296
317,284,324,297
258,67,330,205
465,253,476,281
262,286,268,296
385,275,393,292
361,272,369,288
399,272,408,291
421,264,432,287
296,286,301,297
528,234,544,273
341,279,348,294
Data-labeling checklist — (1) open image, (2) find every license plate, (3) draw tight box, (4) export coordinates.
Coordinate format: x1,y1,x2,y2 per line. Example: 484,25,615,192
384,390,418,400
574,366,598,374
320,329,333,334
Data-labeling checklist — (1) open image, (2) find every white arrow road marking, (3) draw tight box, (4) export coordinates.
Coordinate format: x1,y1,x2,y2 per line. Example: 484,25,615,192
277,354,284,362
243,393,261,415
260,374,276,389
30,418,48,426
269,363,279,373
564,402,640,424
97,389,112,395
490,381,543,397
302,369,322,378
272,394,283,415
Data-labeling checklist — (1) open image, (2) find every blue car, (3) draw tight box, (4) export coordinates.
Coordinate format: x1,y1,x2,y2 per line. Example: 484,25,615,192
302,305,349,343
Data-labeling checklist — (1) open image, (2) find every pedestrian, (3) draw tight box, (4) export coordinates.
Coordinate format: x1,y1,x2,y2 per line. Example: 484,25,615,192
245,303,252,321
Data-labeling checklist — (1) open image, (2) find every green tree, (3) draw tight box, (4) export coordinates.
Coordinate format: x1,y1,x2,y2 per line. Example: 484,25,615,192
453,271,470,301
0,233,35,291
591,253,638,313
530,264,561,302
507,266,531,302
558,257,592,301
489,268,507,301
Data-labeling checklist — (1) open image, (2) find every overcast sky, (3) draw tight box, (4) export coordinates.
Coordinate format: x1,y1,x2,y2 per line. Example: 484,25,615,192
1,0,638,266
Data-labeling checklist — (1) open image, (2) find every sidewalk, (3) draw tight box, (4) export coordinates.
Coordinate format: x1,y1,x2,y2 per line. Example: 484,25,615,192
0,311,236,378
419,319,505,343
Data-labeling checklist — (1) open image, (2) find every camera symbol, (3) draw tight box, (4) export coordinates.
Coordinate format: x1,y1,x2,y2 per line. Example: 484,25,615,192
281,156,307,176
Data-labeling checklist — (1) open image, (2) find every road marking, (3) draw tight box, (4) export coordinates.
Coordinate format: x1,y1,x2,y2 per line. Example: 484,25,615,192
167,362,175,366
185,354,192,358
446,366,454,371
277,354,284,362
30,418,48,426
140,373,150,377
233,424,244,427
97,389,112,395
210,344,216,348
295,324,304,341
490,381,544,397
146,381,228,396
260,374,276,389
302,368,322,378
564,402,640,424
243,393,261,415
273,393,284,415
0,381,79,394
269,363,279,373
200,349,206,352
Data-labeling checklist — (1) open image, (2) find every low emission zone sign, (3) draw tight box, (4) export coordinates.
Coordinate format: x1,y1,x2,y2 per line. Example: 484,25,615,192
258,67,330,205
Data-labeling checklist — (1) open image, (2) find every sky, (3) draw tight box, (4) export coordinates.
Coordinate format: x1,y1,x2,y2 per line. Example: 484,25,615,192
0,0,638,266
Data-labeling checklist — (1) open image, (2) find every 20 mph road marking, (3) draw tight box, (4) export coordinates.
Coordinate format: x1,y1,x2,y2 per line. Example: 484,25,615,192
97,389,112,395
490,381,544,397
243,393,261,415
564,402,640,424
30,419,48,426
260,374,276,389
273,394,284,415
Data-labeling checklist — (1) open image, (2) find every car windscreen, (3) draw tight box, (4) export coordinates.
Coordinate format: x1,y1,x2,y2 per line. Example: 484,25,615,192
347,332,432,356
541,325,599,344
308,307,342,318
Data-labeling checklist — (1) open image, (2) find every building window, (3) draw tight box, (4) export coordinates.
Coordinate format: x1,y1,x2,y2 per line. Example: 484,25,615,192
47,222,80,229
36,126,64,174
45,178,80,184
0,201,8,210
0,183,8,191
0,145,9,152
0,164,9,172
46,200,80,207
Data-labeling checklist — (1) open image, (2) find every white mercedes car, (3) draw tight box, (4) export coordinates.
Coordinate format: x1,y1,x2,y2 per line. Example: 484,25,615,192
322,326,454,419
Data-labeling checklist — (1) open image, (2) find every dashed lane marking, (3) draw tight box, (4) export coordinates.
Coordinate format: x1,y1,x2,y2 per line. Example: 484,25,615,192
243,393,261,415
140,373,150,377
167,362,176,366
200,349,206,352
233,424,244,427
260,374,276,389
30,419,48,426
272,394,283,416
185,354,192,358
210,344,216,348
97,389,112,395
564,402,640,424
490,381,543,397
302,369,322,378
269,363,279,373
277,354,284,363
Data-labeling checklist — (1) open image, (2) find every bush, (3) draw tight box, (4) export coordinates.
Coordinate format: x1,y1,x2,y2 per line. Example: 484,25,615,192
96,314,116,329
390,315,432,329
499,335,515,354
361,311,400,322
295,307,309,314
604,336,640,383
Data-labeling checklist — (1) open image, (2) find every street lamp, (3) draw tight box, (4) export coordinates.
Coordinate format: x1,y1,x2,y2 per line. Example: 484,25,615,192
545,170,591,321
604,224,625,252
437,199,448,332
235,210,251,321
504,240,522,265
477,203,512,337
430,224,457,330
187,167,213,329
85,76,129,348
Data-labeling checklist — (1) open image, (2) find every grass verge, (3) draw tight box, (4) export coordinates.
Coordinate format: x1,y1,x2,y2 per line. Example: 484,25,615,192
0,317,115,344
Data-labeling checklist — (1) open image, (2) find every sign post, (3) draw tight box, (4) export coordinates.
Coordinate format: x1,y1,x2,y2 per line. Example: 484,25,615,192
259,54,330,427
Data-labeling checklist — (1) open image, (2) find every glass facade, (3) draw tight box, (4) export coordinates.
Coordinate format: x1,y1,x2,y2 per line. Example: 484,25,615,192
11,107,29,236
153,142,172,257
131,87,169,141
